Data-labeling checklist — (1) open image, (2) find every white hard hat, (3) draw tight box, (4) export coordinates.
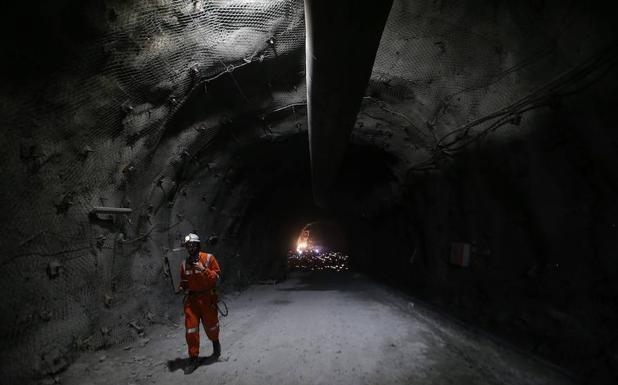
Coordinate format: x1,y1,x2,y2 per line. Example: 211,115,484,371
183,233,200,245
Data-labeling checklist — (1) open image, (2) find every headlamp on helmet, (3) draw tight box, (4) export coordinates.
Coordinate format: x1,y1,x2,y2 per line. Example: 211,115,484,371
183,233,200,247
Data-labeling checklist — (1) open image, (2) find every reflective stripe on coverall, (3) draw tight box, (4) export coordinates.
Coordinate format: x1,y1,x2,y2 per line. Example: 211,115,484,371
180,252,221,358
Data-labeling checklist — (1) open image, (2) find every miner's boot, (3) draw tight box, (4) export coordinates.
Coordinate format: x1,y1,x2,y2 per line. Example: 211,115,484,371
212,340,221,359
184,356,200,375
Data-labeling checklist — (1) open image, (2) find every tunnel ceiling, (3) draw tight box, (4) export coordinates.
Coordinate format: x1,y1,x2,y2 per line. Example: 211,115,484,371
1,0,618,384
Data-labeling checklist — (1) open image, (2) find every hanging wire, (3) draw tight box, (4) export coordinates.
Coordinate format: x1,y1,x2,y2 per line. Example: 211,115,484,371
406,41,618,171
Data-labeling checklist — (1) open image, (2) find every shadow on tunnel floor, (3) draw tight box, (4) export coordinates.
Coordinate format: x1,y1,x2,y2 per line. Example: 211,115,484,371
276,270,369,292
166,355,219,374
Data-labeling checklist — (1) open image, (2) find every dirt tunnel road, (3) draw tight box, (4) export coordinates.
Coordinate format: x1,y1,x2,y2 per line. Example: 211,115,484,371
63,271,576,385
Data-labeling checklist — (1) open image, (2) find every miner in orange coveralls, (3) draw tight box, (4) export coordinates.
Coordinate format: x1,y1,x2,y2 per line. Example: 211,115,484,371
178,233,221,374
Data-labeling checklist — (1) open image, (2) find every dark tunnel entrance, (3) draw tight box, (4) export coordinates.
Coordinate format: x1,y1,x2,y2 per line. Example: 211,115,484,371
227,132,417,283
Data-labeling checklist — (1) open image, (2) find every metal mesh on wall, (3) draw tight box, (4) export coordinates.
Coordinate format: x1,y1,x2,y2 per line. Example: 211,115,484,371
0,0,305,381
1,0,616,382
371,0,617,169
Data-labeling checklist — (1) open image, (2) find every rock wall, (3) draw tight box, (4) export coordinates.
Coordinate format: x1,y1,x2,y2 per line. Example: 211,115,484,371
1,0,617,384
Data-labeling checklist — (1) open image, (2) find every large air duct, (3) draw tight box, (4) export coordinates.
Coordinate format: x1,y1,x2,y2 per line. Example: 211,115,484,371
305,0,394,207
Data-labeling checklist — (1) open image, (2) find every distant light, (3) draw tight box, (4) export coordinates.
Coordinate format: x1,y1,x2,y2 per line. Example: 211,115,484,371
287,250,350,272
296,241,307,254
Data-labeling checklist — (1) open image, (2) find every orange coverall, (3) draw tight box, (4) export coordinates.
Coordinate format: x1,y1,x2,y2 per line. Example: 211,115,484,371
179,252,221,358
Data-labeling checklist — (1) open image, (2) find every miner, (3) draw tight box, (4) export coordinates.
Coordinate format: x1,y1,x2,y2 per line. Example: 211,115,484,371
178,233,221,374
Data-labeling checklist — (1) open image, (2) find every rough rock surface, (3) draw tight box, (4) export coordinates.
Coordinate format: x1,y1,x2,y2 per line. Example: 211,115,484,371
60,272,576,385
1,0,617,384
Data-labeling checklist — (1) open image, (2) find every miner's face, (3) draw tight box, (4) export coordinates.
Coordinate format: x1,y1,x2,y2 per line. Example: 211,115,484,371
186,243,198,256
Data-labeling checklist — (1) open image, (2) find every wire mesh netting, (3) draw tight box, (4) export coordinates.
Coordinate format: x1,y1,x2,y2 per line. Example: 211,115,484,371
0,0,305,381
1,0,616,382
370,0,618,171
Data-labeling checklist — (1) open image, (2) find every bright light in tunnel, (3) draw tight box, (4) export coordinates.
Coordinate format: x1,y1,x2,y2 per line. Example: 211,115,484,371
296,241,308,254
289,223,349,271
296,228,310,254
288,251,350,272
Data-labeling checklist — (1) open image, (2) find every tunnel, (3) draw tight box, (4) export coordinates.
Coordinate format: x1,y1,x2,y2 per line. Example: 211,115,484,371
1,1,618,384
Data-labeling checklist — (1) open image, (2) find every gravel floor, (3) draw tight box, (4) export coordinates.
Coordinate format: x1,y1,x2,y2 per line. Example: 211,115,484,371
61,271,577,385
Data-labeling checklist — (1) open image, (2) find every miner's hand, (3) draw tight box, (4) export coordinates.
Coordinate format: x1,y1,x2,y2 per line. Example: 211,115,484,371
176,284,183,293
193,261,206,272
